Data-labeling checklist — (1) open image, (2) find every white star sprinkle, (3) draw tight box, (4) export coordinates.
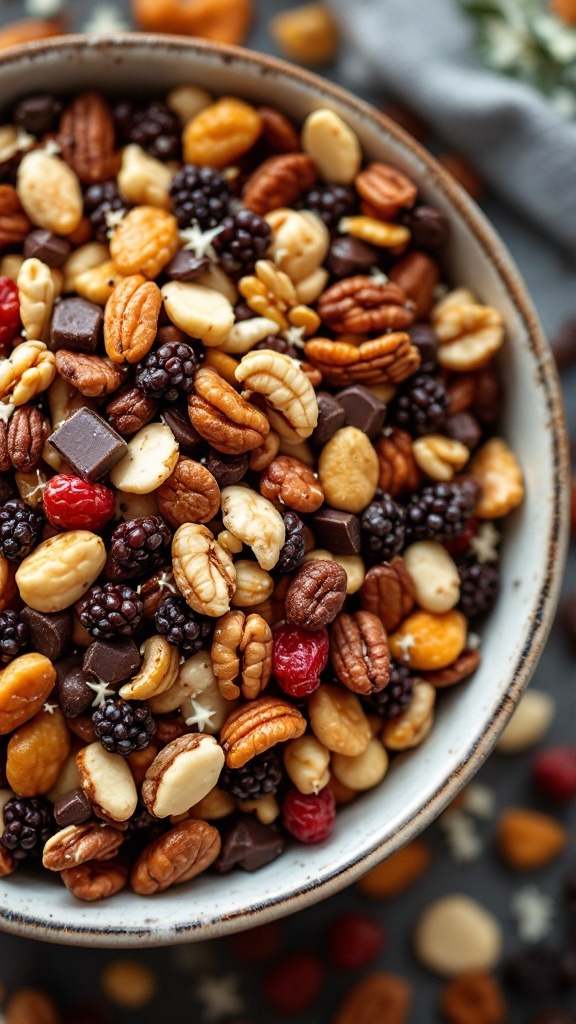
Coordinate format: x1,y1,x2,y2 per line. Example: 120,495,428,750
105,208,126,239
83,4,131,33
440,809,483,863
185,699,216,733
158,571,178,594
195,974,245,1022
396,632,415,662
470,521,501,564
0,402,15,426
282,324,307,349
42,702,57,715
16,128,35,153
86,677,115,708
25,0,64,15
172,940,219,974
43,138,62,157
461,782,496,820
180,221,224,260
25,469,48,504
467,631,481,650
511,885,555,943
369,266,389,285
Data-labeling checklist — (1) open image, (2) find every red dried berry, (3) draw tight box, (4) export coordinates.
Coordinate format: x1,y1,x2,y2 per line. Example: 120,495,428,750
532,747,576,801
264,952,324,1015
282,786,336,844
0,277,20,355
443,516,479,557
227,921,282,965
273,624,329,698
327,912,386,970
43,474,115,531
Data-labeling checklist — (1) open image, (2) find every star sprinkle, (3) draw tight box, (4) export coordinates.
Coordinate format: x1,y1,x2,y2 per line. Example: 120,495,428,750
440,809,483,863
86,677,115,708
396,633,415,662
43,138,62,157
84,4,131,33
25,0,64,14
195,974,245,1022
16,128,35,153
461,782,496,820
184,699,216,733
105,208,126,239
369,266,389,285
42,702,57,716
0,402,15,426
180,221,224,260
282,324,307,349
511,885,555,943
470,521,501,564
24,470,48,505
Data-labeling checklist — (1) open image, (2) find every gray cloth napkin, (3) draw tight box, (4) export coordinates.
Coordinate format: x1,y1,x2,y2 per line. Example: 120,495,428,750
327,0,576,260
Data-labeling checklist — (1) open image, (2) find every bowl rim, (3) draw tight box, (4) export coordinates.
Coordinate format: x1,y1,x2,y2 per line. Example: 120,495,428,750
0,32,569,946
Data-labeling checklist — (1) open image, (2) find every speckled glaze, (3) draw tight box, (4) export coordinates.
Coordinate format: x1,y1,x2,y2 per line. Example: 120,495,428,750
0,35,568,947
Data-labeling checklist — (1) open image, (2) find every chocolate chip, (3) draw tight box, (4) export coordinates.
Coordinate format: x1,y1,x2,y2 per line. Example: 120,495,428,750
445,411,481,451
336,385,386,439
13,93,63,135
407,205,449,249
19,607,72,662
215,818,285,873
162,406,203,455
311,392,345,448
234,301,256,322
48,407,128,481
311,508,361,556
326,235,379,278
83,638,141,685
56,667,94,718
165,250,211,281
205,449,250,487
50,297,104,353
24,229,71,268
53,788,92,827
408,322,438,372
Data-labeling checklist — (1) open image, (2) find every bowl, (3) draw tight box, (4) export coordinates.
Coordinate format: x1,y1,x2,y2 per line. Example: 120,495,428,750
0,34,568,947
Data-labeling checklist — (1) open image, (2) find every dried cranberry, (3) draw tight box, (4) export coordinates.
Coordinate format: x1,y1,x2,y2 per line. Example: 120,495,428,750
227,921,282,965
273,624,329,698
327,912,386,970
0,277,20,354
43,474,115,531
264,952,324,1014
443,517,479,558
282,786,336,844
532,747,576,800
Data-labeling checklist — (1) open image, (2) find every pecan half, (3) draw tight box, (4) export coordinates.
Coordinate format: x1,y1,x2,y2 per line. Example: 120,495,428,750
61,857,128,901
304,333,421,386
258,105,301,154
157,457,220,527
42,821,125,871
58,91,120,185
104,274,162,365
54,350,126,397
105,383,158,436
355,162,418,219
389,250,440,320
212,609,273,700
139,565,178,619
260,454,324,513
188,365,270,454
0,419,9,473
375,428,422,496
7,405,46,472
0,845,15,877
130,818,221,895
172,522,236,617
423,647,480,688
333,971,412,1024
317,277,415,334
285,559,347,630
243,153,318,216
360,558,416,634
331,610,391,695
220,695,306,768
0,183,32,248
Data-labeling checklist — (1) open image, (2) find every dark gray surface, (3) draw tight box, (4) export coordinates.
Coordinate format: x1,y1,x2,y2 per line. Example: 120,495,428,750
1,2,576,1021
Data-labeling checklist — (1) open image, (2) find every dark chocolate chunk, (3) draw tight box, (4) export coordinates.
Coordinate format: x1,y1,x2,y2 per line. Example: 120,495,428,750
214,818,285,873
13,93,63,136
204,449,249,487
445,411,481,451
162,406,202,454
551,318,576,373
327,235,379,278
20,607,72,662
311,392,345,448
165,250,211,281
406,205,449,250
56,668,95,718
50,297,104,353
48,407,127,481
337,384,386,439
24,229,71,268
312,508,361,555
408,322,438,373
53,788,92,827
83,637,142,685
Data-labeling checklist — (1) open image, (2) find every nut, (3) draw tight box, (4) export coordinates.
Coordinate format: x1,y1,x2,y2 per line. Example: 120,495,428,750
317,277,414,334
58,91,119,185
119,635,180,701
7,706,70,797
381,680,436,750
239,793,279,824
358,839,432,898
220,485,285,570
189,785,235,821
131,818,221,895
332,737,389,791
497,808,568,870
285,559,347,629
235,346,319,441
496,690,555,754
61,858,128,902
167,84,212,124
283,735,331,795
172,522,236,617
360,557,416,633
403,542,460,614
339,216,410,250
243,154,318,215
0,846,15,877
110,206,179,279
220,695,306,768
183,97,262,167
304,333,421,386
0,554,17,612
0,341,56,406
6,405,46,473
319,426,379,513
333,972,412,1024
157,456,220,527
42,821,125,871
389,609,468,671
413,434,469,481
54,349,124,398
303,549,366,595
308,683,371,756
133,0,252,44
0,184,32,248
17,257,55,342
118,144,172,209
109,422,179,494
161,280,235,347
0,653,56,735
106,384,158,436
16,530,106,613
440,973,508,1024
4,988,61,1024
389,250,440,319
104,274,162,364
74,259,124,306
250,428,280,471
331,611,390,695
301,108,361,184
188,365,270,454
260,455,324,513
355,162,418,218
375,428,422,496
259,104,300,152
77,741,138,823
148,648,220,714
17,149,83,236
414,895,503,978
231,559,274,607
142,733,225,817
266,208,329,283
469,437,524,518
432,290,505,371
211,610,273,700
220,316,280,356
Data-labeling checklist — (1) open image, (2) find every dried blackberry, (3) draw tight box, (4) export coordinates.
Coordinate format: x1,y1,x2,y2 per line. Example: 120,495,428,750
110,516,172,579
458,560,499,620
406,479,479,543
276,510,306,574
394,374,449,436
219,750,283,801
361,493,406,563
84,180,125,244
135,341,199,401
92,698,156,756
114,99,181,161
301,183,356,231
0,610,28,665
78,583,143,640
362,662,413,718
169,164,231,229
0,796,52,860
254,335,299,360
0,499,43,561
155,595,212,655
213,208,271,274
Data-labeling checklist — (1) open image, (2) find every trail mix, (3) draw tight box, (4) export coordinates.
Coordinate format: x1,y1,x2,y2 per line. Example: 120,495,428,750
0,86,524,900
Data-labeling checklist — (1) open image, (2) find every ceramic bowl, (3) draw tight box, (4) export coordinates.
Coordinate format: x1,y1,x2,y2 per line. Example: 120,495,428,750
0,34,568,946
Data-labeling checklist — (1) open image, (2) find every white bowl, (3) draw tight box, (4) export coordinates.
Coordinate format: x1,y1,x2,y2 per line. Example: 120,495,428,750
0,34,568,946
